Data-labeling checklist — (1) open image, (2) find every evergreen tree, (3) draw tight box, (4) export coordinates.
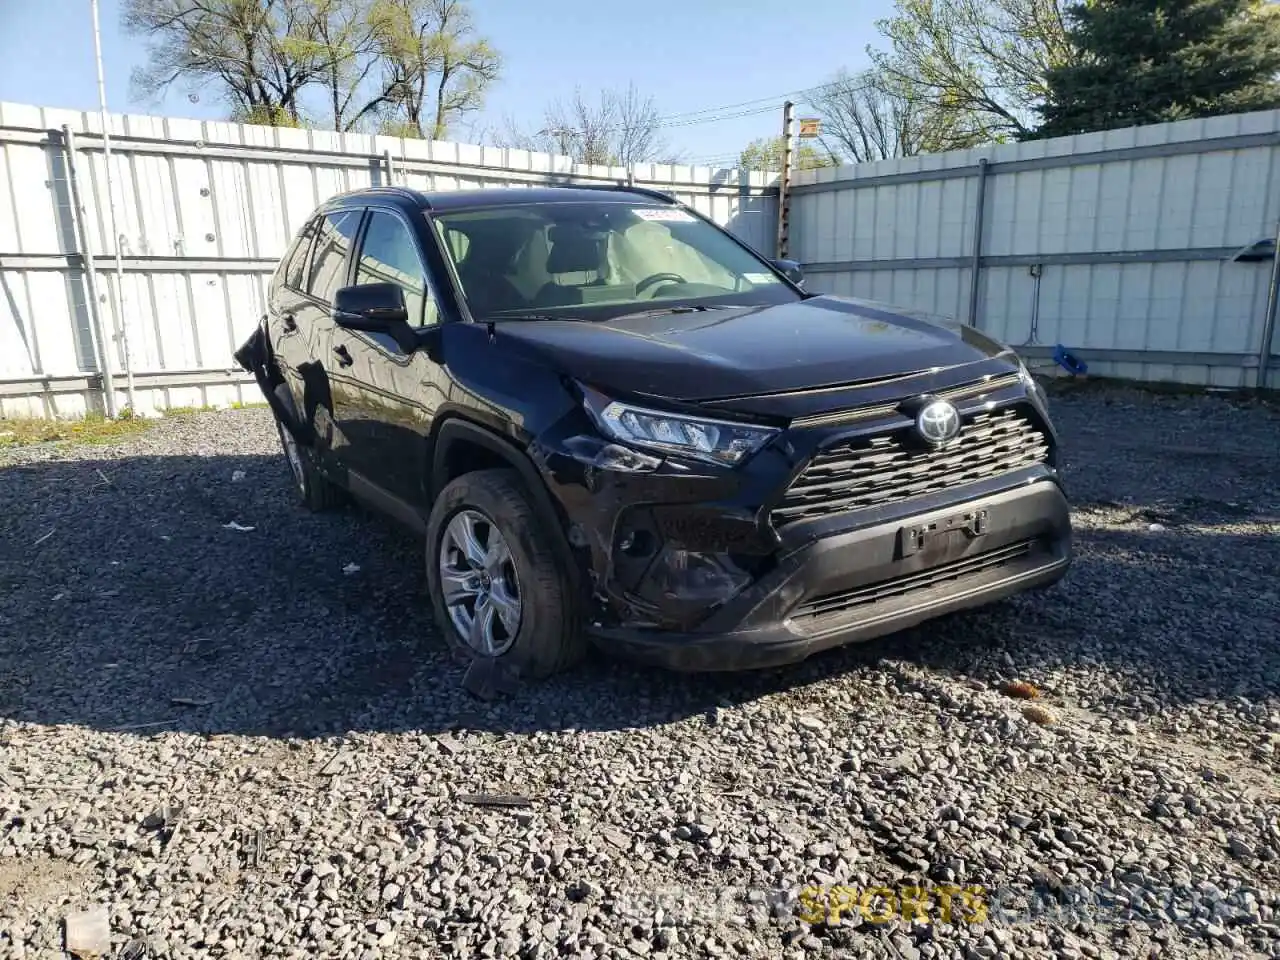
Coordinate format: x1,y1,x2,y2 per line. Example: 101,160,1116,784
1031,0,1280,138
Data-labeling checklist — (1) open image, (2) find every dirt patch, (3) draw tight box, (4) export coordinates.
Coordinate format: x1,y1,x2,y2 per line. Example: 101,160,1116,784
0,853,89,907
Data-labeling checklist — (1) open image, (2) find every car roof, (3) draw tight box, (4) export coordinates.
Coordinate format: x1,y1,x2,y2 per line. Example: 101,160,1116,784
321,184,678,215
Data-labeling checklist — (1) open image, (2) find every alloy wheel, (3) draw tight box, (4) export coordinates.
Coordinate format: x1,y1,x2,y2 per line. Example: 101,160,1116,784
438,509,522,657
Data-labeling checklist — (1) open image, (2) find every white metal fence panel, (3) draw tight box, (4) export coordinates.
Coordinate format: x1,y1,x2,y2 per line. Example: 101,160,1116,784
8,99,1280,419
790,110,1280,389
0,101,778,417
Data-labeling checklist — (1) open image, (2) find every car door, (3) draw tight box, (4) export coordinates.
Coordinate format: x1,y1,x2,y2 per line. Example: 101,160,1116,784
267,215,320,422
294,207,363,460
328,206,446,514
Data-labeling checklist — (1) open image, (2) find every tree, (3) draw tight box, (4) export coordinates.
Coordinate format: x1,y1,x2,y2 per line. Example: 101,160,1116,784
372,0,500,140
806,67,988,161
497,84,670,165
306,0,387,131
737,135,839,172
123,0,501,136
124,0,327,123
869,0,1074,141
1032,0,1280,138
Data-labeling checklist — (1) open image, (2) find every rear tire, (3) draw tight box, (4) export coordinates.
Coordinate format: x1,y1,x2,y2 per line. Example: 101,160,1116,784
425,468,584,679
273,391,344,512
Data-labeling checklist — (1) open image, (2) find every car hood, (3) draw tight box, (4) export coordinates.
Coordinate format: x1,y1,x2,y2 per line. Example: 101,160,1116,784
493,294,1013,406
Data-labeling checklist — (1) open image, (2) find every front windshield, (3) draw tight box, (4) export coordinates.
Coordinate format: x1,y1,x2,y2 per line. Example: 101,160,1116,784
429,200,800,319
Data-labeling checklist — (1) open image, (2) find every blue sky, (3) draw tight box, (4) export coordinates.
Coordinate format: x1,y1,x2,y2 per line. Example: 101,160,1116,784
0,0,896,163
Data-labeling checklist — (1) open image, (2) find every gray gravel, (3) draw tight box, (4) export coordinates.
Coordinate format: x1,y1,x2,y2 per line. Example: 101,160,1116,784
1,385,1278,960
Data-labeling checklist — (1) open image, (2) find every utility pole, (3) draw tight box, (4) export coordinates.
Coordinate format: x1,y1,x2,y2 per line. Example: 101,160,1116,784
91,0,135,415
775,100,794,259
1258,215,1280,388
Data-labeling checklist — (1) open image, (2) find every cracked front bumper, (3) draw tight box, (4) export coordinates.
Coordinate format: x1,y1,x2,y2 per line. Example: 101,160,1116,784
587,479,1072,672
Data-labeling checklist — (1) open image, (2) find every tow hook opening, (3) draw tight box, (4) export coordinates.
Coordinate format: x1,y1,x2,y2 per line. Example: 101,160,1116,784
648,548,752,606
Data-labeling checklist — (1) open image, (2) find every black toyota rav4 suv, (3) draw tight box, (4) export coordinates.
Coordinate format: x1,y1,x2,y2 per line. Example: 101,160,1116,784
235,183,1071,677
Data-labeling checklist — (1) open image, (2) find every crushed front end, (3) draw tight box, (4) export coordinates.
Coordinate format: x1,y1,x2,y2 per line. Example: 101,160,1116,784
540,365,1072,672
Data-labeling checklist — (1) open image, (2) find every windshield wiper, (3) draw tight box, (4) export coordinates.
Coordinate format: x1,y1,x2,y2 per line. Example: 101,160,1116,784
483,312,575,322
484,304,738,324
607,304,736,321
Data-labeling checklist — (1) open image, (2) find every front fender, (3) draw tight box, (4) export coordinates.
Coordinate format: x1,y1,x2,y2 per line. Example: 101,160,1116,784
431,416,588,603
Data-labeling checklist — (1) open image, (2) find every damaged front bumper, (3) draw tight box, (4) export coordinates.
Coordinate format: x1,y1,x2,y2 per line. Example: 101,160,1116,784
585,477,1072,672
537,406,1071,671
536,372,1072,673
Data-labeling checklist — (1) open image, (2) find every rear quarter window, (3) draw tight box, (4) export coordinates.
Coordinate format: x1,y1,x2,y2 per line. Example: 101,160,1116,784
306,210,363,303
278,217,320,291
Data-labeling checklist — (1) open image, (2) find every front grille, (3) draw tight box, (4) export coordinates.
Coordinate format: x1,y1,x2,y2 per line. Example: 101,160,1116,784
772,406,1050,526
792,538,1036,622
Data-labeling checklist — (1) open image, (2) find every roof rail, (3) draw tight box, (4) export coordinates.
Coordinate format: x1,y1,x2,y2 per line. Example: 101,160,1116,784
545,181,678,204
334,185,423,202
369,185,424,200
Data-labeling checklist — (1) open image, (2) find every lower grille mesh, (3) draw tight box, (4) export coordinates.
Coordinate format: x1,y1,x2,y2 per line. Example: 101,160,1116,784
792,539,1036,621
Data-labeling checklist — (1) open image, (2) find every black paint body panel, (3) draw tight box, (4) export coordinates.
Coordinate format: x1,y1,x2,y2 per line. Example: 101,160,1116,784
235,184,1072,672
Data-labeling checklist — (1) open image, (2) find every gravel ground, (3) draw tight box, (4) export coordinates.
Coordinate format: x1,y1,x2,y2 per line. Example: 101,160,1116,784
1,386,1277,960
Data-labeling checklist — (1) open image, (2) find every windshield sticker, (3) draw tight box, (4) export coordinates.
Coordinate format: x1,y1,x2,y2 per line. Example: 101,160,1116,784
744,272,777,284
633,208,697,223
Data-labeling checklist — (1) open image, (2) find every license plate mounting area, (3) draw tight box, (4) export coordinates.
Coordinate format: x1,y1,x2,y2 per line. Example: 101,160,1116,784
898,508,990,559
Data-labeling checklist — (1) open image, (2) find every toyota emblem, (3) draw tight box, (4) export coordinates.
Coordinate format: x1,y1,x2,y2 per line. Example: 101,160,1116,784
915,399,961,445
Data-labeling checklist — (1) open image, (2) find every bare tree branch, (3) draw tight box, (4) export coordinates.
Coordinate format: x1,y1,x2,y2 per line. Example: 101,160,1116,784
494,83,669,165
123,0,329,122
869,0,1073,141
123,0,501,133
806,67,990,162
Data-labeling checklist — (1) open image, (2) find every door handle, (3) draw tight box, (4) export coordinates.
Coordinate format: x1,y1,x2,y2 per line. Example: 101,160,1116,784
282,313,297,332
333,344,354,367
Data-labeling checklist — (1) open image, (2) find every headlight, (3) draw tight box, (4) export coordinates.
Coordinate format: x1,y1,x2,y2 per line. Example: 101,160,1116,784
582,388,778,467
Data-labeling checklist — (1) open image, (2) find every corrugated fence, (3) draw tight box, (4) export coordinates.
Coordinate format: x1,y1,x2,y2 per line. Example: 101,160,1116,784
0,101,778,417
790,108,1280,390
4,100,1280,418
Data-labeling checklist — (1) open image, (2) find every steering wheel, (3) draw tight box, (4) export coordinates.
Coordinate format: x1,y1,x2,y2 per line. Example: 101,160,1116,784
635,272,687,295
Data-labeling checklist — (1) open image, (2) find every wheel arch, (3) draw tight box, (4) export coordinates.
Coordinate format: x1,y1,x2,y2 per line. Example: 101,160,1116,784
429,417,583,596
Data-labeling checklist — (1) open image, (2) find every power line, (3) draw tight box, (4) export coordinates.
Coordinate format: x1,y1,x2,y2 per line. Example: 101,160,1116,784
653,78,859,124
656,104,780,129
658,93,807,122
659,66,1274,138
685,151,752,163
528,78,871,142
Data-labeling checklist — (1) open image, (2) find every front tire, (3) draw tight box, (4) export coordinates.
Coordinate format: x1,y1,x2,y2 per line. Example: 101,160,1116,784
425,469,584,679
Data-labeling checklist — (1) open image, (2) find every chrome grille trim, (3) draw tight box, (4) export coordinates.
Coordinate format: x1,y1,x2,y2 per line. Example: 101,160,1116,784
773,406,1050,526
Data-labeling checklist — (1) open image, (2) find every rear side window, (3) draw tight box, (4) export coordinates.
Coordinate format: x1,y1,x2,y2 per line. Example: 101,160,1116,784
281,217,319,290
306,210,362,303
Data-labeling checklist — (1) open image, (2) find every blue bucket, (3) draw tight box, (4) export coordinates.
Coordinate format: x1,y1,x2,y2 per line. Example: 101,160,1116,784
1053,344,1088,376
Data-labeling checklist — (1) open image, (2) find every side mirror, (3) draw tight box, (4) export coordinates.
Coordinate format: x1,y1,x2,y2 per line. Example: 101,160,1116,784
771,258,805,288
332,283,418,352
334,282,408,327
